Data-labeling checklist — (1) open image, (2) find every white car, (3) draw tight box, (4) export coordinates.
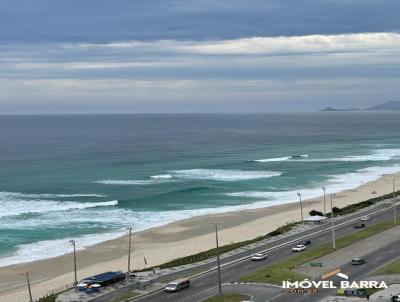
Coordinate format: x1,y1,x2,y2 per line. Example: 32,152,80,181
360,216,370,221
292,244,306,252
251,253,268,261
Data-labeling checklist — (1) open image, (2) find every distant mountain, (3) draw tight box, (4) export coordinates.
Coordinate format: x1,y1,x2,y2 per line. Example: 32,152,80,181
366,101,400,111
320,107,360,112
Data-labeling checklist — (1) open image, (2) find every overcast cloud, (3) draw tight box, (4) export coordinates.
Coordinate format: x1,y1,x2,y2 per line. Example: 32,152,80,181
0,0,399,113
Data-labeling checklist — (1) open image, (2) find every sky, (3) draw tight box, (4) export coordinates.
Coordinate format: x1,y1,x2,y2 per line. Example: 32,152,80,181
0,0,399,113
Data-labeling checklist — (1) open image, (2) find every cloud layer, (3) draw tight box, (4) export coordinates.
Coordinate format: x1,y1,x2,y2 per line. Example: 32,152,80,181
0,1,399,113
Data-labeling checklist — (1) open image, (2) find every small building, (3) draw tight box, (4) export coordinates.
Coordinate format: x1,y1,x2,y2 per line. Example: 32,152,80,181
304,215,327,225
82,271,126,287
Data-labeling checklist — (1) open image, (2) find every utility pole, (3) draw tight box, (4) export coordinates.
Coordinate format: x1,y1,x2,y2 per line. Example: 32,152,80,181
297,193,304,223
392,179,397,224
127,226,133,273
214,223,222,295
69,239,77,289
25,272,33,302
322,186,326,216
330,194,336,249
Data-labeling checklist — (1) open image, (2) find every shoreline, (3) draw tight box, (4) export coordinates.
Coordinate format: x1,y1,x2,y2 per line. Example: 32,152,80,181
0,171,399,301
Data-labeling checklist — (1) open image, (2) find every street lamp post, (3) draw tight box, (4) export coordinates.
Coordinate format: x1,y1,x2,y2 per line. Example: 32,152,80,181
69,239,77,289
24,272,33,302
322,186,326,216
297,193,304,223
330,194,336,249
392,179,397,224
214,223,222,295
127,226,133,273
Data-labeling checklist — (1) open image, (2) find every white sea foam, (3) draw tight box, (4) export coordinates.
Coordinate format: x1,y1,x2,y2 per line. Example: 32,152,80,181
2,164,400,267
169,169,282,181
96,179,166,185
0,199,118,218
226,165,400,202
254,149,400,163
150,174,173,179
254,155,309,162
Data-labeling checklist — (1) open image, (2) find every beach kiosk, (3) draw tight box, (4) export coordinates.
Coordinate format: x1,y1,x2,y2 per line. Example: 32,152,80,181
82,271,126,287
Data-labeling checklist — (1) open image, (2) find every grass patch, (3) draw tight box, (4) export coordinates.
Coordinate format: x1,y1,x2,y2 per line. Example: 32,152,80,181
109,291,140,302
202,293,249,302
372,258,400,276
239,219,399,285
36,296,56,302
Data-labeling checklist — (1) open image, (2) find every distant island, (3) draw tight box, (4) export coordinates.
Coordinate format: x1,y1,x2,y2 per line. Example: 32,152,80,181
321,101,400,112
320,107,361,112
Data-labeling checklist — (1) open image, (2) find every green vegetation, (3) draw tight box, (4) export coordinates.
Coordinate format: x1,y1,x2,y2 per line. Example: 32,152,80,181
372,258,400,276
325,191,398,218
144,222,298,270
239,219,399,285
202,293,249,302
36,296,56,302
109,291,140,302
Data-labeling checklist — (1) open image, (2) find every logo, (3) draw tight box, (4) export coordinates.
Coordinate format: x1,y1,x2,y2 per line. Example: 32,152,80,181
282,268,388,290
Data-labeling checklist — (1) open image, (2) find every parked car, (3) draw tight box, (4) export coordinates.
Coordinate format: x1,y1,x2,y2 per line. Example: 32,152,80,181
164,279,190,292
354,223,366,229
360,216,370,221
351,258,366,265
292,244,306,252
251,252,268,261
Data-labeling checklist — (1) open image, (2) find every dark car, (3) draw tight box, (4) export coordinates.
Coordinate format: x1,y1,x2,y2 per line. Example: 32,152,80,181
354,223,366,229
351,258,366,265
300,240,311,246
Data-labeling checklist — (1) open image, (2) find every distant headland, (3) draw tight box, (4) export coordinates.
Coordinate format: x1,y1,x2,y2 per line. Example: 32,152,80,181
320,101,400,112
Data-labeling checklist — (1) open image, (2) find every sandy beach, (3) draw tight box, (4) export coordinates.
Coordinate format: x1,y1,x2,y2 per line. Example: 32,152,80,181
1,172,398,302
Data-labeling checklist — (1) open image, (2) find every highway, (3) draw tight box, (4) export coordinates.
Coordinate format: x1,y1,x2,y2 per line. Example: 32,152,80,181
128,202,399,302
274,235,400,302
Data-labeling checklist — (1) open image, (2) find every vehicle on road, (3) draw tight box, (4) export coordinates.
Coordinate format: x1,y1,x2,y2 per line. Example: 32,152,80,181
354,223,366,229
164,279,190,292
251,252,268,261
391,294,400,302
360,216,370,221
300,240,311,246
292,244,306,252
351,258,366,265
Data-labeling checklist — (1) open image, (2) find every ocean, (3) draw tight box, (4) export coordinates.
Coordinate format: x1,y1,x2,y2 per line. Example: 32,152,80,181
1,112,400,267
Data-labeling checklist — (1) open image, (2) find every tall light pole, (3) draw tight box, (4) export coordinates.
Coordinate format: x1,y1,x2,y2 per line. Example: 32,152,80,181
391,179,397,224
330,194,336,249
69,239,77,289
214,223,222,295
23,272,33,302
297,193,304,223
322,186,326,216
127,226,133,273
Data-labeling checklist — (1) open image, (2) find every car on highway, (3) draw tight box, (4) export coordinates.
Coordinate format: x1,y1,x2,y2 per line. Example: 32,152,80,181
354,223,366,229
164,279,191,292
351,257,366,265
292,244,306,252
251,252,268,261
360,216,370,221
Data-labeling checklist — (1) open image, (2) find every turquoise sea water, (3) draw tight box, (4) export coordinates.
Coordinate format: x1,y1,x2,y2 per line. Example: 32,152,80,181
1,112,400,266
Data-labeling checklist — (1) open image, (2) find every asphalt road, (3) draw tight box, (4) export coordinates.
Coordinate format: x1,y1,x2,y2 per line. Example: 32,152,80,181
275,235,400,302
130,203,399,302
